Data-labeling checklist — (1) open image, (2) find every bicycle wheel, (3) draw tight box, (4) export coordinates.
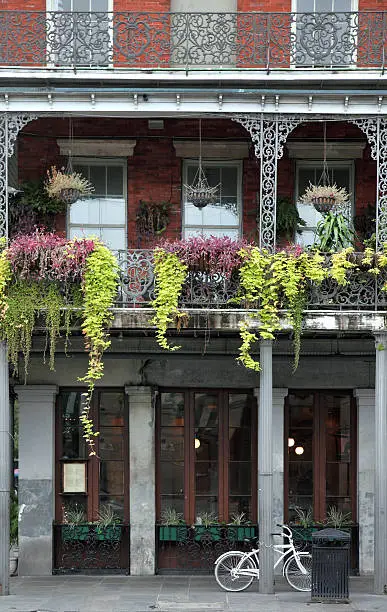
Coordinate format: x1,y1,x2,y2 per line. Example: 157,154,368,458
215,552,256,592
284,553,312,592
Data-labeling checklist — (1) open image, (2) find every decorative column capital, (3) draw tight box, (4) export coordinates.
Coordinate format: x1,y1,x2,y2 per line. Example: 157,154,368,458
374,332,387,351
14,385,58,404
124,385,153,397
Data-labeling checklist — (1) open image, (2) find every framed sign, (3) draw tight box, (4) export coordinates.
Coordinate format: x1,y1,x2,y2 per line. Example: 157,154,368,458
63,462,87,493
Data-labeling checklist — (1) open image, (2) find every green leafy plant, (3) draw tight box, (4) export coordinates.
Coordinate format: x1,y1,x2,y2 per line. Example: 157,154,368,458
10,491,18,548
151,249,188,351
276,196,306,241
160,507,185,525
228,512,249,525
314,212,355,252
325,506,352,529
62,503,87,525
196,511,218,527
96,504,121,527
293,506,313,528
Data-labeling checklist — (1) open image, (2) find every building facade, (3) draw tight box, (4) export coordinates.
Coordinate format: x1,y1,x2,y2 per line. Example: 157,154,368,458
0,0,387,597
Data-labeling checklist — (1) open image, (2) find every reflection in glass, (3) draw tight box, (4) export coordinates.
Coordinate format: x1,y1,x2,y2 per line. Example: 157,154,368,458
160,461,184,494
61,392,86,459
99,461,124,495
196,461,218,495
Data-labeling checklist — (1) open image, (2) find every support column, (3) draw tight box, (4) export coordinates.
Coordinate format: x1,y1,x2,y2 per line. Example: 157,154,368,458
15,385,57,576
272,389,288,529
257,340,274,594
0,343,10,595
373,334,387,594
125,385,155,575
354,389,375,575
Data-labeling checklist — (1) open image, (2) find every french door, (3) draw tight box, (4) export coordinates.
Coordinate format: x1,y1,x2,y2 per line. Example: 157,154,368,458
55,388,129,523
285,390,357,523
157,389,257,525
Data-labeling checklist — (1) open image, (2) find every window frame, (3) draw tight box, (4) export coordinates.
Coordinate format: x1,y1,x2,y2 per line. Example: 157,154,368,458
182,159,243,239
284,390,357,525
295,159,355,246
55,387,129,524
156,388,257,525
67,156,128,252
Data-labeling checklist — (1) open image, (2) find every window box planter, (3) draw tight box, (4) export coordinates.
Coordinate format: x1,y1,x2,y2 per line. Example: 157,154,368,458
95,525,122,541
158,525,188,542
62,524,91,542
193,525,221,542
226,525,257,541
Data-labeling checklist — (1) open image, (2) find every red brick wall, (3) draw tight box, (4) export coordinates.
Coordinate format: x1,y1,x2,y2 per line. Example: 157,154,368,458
17,117,375,247
237,0,291,10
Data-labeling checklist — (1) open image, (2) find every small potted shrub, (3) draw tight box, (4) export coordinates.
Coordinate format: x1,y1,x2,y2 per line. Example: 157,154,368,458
159,507,186,541
62,504,89,541
95,505,121,541
227,512,256,542
45,166,94,205
194,511,220,541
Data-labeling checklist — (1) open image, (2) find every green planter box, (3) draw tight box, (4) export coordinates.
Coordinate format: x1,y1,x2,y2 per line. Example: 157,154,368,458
159,525,187,542
95,525,122,541
226,525,257,541
62,524,90,542
193,525,221,542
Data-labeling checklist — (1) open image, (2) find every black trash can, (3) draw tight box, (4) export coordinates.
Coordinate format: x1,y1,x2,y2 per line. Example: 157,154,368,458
311,528,350,603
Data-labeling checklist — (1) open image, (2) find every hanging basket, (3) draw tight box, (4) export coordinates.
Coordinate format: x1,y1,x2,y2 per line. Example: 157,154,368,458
186,185,219,210
58,188,81,206
311,196,336,214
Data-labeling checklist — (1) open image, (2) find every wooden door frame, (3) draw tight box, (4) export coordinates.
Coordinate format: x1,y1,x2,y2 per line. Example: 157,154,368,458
284,389,358,523
157,388,257,524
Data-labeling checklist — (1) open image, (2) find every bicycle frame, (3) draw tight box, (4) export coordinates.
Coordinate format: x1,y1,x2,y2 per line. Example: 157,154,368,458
215,524,310,579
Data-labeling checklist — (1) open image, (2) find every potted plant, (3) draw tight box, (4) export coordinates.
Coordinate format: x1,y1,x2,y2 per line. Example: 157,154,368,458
276,196,306,243
300,183,350,214
45,165,94,205
62,504,89,541
159,507,186,541
325,506,353,529
194,511,220,541
136,200,172,239
314,210,355,251
9,181,66,237
226,512,256,541
9,492,18,576
95,504,121,541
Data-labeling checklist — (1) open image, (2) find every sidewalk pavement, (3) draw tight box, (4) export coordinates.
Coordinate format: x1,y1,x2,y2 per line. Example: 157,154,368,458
0,575,387,612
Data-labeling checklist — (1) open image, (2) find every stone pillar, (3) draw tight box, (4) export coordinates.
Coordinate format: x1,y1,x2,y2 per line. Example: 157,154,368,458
257,340,274,594
354,389,375,575
0,343,10,595
374,334,387,593
15,385,57,576
125,385,155,575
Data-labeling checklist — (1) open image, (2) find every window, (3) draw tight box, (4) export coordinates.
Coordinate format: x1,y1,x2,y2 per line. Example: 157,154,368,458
285,391,356,524
56,389,129,522
158,390,256,524
51,0,110,67
183,161,242,238
294,0,356,67
296,161,354,247
68,159,127,251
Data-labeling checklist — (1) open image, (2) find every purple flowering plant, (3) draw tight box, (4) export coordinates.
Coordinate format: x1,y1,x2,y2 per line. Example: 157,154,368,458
158,235,252,278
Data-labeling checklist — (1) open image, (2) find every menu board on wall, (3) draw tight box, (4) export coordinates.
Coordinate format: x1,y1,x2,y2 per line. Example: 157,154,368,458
63,462,86,493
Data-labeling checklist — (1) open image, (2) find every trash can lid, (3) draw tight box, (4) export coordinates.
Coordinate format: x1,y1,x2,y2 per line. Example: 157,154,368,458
312,528,351,542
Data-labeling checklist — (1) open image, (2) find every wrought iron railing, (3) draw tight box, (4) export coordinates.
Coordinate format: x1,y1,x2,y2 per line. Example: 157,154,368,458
0,11,386,70
156,523,258,573
53,523,130,573
114,249,387,311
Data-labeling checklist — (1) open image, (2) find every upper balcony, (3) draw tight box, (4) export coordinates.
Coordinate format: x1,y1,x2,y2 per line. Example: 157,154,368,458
1,10,386,76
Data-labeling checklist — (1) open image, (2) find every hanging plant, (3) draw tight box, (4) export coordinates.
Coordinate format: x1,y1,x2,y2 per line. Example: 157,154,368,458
45,166,94,205
136,201,172,238
0,229,118,456
314,211,355,252
300,183,350,214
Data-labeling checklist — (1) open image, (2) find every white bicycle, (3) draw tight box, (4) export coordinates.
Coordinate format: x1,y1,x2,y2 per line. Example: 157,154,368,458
214,524,312,592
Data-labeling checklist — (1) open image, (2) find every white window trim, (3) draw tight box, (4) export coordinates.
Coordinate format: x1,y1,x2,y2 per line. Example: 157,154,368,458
295,159,355,243
182,159,243,239
67,156,127,252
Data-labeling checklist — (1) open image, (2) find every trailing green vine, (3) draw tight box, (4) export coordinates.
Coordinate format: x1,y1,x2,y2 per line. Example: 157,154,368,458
0,230,118,456
151,249,188,351
78,242,119,456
